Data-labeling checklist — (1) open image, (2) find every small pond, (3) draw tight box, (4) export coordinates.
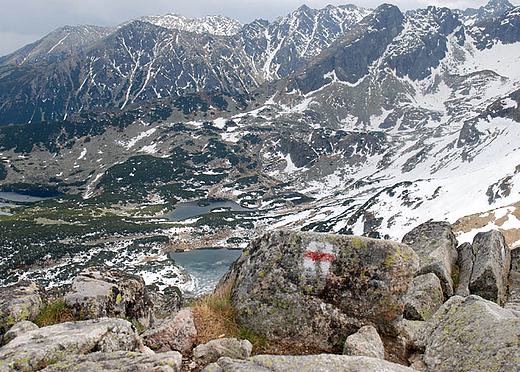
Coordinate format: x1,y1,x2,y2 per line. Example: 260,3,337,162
163,199,251,221
0,192,55,203
169,248,243,296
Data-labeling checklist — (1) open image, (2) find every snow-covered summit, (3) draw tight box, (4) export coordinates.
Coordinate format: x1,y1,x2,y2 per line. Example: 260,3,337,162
136,14,243,36
455,0,514,26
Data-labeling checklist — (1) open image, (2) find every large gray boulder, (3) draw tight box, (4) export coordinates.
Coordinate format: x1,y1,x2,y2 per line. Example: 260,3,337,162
64,267,154,328
343,325,384,360
38,351,182,372
141,308,197,353
193,338,253,363
469,230,511,306
403,273,444,321
0,281,45,337
401,221,458,297
0,318,143,372
413,295,520,372
505,248,520,311
220,230,419,350
202,355,417,372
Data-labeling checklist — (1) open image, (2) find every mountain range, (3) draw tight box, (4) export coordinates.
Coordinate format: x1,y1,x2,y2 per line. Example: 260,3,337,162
0,0,520,288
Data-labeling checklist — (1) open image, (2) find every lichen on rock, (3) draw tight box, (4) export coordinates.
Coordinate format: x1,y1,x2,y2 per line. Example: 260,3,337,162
413,295,520,372
64,267,154,329
0,280,46,338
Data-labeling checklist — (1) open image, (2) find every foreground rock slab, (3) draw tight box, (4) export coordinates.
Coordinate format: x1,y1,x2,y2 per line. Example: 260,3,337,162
193,338,252,363
202,355,417,372
0,318,142,372
414,295,520,372
38,351,182,372
220,230,419,350
65,267,154,328
0,281,45,337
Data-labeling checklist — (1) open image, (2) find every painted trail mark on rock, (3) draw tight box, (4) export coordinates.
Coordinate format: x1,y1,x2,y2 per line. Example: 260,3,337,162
303,241,335,278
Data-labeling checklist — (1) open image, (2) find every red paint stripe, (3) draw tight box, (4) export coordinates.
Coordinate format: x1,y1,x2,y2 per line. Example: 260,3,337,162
304,251,334,262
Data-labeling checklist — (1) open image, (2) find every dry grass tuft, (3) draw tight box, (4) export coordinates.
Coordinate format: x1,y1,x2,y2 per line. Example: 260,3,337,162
192,281,240,345
34,299,77,327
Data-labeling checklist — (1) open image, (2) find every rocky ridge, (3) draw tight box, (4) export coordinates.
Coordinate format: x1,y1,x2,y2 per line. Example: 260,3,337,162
0,223,518,372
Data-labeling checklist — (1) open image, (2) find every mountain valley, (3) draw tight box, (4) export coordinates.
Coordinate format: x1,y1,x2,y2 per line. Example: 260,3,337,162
0,0,519,295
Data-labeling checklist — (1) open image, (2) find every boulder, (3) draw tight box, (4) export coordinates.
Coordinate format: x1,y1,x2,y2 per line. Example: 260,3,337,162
38,351,182,372
0,280,45,337
193,338,253,363
403,273,444,321
141,308,196,353
220,230,419,350
64,267,154,328
413,295,520,372
505,247,520,311
0,318,142,372
343,325,384,360
2,321,38,345
148,286,183,319
454,242,474,297
469,230,510,305
397,319,424,347
202,355,417,372
401,221,458,297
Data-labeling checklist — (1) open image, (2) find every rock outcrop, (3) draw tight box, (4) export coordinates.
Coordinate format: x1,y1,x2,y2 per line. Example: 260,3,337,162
64,267,154,328
193,338,253,363
469,230,511,305
0,281,45,338
141,308,197,353
342,325,384,360
202,355,417,372
401,221,458,297
0,318,143,371
413,295,520,372
220,230,419,350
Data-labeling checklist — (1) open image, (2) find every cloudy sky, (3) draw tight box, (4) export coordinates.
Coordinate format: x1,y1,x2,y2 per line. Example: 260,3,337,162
0,0,517,57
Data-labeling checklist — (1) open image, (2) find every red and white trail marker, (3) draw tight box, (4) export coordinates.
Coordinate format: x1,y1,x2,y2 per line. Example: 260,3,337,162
303,241,335,277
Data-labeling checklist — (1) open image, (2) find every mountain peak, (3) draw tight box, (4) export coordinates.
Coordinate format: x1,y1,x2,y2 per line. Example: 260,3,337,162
484,0,514,9
135,13,243,36
457,0,514,25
